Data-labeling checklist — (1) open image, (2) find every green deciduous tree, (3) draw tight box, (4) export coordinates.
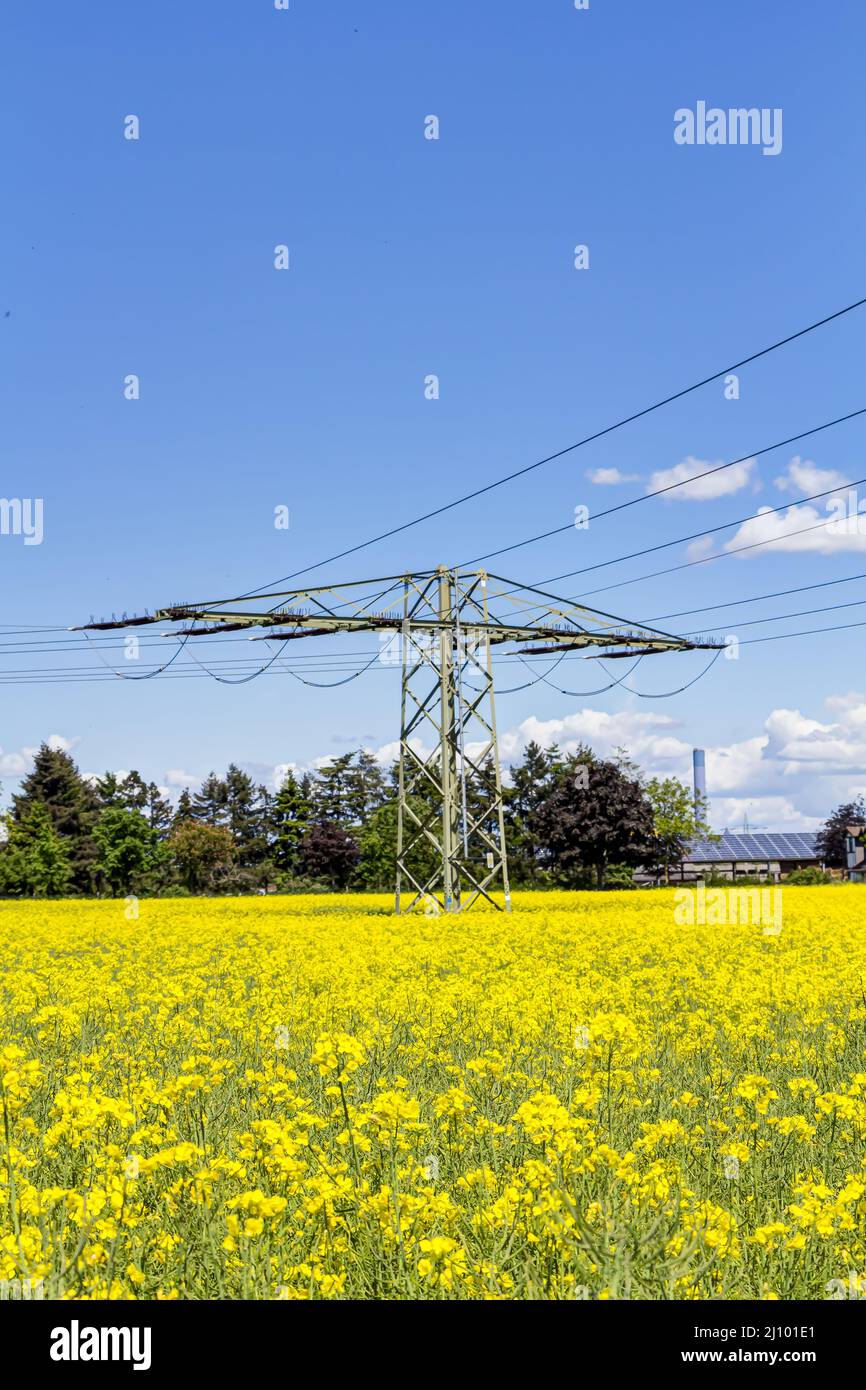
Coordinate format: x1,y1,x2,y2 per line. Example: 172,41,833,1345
93,807,164,896
645,775,714,883
168,822,235,893
0,803,72,897
358,795,438,892
505,741,560,884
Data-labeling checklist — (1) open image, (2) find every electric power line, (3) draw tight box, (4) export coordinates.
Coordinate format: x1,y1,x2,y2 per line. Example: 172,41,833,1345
740,618,866,645
643,569,866,623
459,407,866,569
237,296,866,594
571,512,862,601
500,470,866,608
680,595,866,635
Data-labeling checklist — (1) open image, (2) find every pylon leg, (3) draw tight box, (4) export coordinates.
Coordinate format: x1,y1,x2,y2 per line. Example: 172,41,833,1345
395,567,510,914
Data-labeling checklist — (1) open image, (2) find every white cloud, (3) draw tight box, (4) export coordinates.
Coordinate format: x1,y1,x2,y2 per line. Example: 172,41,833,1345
0,749,30,778
773,455,850,494
710,796,819,832
4,689,863,840
648,455,755,501
586,467,641,485
81,768,131,787
493,708,688,767
826,692,866,728
704,737,771,793
373,738,430,768
826,691,866,711
686,535,715,562
22,733,80,758
474,693,866,827
165,768,199,788
763,704,866,769
724,499,866,556
1,734,80,780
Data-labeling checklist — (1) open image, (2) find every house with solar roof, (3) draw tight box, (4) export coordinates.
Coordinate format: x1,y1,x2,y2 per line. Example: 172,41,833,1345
652,748,827,883
679,831,823,884
637,749,862,884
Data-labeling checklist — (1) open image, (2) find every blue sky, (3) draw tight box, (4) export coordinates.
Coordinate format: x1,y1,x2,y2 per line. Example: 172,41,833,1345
1,1,865,828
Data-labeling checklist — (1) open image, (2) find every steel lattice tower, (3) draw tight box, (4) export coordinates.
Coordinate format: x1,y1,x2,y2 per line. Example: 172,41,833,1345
394,568,511,915
76,567,720,914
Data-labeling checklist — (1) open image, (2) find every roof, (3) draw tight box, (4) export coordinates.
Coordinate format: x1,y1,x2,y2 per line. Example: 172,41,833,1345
685,832,819,863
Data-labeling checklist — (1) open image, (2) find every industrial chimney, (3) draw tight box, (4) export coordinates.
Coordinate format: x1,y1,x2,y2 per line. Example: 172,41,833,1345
693,749,708,822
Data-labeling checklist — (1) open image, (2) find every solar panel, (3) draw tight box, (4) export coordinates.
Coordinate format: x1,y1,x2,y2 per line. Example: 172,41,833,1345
685,832,819,863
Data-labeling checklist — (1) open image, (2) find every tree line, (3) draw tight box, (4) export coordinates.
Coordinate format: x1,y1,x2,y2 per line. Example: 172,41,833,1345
0,741,860,898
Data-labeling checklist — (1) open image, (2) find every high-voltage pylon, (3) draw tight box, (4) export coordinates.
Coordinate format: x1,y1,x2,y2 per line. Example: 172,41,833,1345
75,567,721,914
393,568,512,915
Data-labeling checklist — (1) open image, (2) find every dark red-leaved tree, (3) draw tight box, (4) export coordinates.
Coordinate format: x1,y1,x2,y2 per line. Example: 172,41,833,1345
299,821,360,890
533,756,654,889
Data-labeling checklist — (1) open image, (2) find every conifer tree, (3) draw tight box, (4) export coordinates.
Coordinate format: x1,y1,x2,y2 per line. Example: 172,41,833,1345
146,783,174,839
119,770,149,812
223,764,271,868
349,750,387,825
272,770,311,877
312,754,356,826
192,772,228,826
172,788,196,828
11,743,97,893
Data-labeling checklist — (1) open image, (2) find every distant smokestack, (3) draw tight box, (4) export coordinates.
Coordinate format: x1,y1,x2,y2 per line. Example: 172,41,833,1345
693,749,707,822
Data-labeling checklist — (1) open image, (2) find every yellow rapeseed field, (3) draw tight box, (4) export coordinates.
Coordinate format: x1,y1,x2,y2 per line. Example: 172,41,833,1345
2,888,866,1301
